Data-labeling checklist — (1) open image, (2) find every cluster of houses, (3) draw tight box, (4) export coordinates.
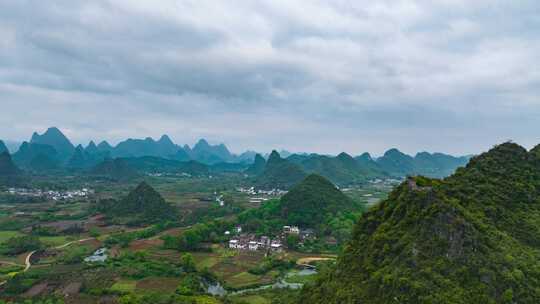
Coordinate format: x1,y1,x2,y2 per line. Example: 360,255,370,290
236,187,288,197
6,187,94,201
147,172,193,178
227,225,315,253
229,236,284,252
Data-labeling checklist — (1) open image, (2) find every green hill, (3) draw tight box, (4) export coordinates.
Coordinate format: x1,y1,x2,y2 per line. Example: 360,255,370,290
244,153,266,176
30,127,74,161
121,156,209,176
255,150,307,189
280,174,356,227
289,152,385,185
99,182,177,224
0,152,20,176
12,142,59,169
376,148,469,178
0,152,23,186
302,142,540,303
90,158,139,181
29,153,59,172
111,135,180,158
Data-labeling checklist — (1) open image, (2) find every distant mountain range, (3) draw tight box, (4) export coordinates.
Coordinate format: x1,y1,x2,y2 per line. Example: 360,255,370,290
248,149,470,189
1,127,470,183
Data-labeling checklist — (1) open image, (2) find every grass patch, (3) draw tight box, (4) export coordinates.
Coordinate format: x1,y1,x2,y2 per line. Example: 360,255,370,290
40,235,72,246
285,274,316,284
135,277,179,293
191,295,222,304
110,279,137,293
231,295,270,304
0,231,24,243
192,252,220,269
227,272,263,289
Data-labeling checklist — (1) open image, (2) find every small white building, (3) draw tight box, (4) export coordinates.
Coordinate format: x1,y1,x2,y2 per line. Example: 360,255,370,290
248,241,259,251
229,239,240,249
283,226,300,234
236,226,242,234
270,242,283,252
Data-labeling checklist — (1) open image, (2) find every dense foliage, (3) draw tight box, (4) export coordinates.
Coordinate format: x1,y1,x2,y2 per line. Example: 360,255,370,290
0,235,42,255
90,158,139,181
280,174,359,227
302,142,540,303
0,152,23,186
96,182,177,225
162,220,234,251
238,174,365,249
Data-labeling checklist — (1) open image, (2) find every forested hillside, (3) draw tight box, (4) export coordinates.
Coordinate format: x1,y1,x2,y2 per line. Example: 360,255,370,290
302,142,540,304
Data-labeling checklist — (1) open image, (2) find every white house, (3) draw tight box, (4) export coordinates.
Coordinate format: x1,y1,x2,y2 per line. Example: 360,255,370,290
229,239,240,249
283,226,300,234
248,241,259,251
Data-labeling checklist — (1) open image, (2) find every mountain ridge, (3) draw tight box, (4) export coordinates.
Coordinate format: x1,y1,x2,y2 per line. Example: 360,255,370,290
302,142,540,303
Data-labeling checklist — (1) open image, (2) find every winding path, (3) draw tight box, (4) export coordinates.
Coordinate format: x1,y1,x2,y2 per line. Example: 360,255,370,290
0,237,95,286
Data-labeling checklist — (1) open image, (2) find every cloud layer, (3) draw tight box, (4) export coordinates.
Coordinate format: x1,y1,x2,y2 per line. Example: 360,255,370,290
1,0,539,155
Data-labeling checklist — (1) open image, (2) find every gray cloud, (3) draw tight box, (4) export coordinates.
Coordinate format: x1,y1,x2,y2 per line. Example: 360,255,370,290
1,0,539,156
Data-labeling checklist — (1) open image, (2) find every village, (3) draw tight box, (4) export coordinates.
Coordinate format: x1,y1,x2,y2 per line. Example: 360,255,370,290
236,186,288,197
5,187,94,201
227,225,315,253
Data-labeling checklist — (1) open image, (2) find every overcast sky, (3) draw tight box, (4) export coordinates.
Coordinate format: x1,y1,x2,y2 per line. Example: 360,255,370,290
1,1,539,156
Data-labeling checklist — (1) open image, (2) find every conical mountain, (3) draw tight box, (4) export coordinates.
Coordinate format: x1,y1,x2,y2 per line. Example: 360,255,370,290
30,127,74,160
110,182,177,223
302,142,540,304
376,148,415,176
244,153,266,176
97,141,113,152
67,145,87,169
156,135,179,156
191,139,233,164
85,141,99,155
255,150,307,189
280,174,355,227
0,140,8,154
355,152,384,172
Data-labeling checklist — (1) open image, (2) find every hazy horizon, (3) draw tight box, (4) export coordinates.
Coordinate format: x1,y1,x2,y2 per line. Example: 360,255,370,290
1,1,539,156
0,125,516,158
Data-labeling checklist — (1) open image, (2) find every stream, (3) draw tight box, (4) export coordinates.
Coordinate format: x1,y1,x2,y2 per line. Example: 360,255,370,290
206,268,317,296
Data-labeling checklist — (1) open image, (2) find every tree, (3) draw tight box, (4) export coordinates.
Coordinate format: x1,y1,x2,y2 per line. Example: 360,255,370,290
2,235,42,255
286,234,300,250
181,253,196,273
